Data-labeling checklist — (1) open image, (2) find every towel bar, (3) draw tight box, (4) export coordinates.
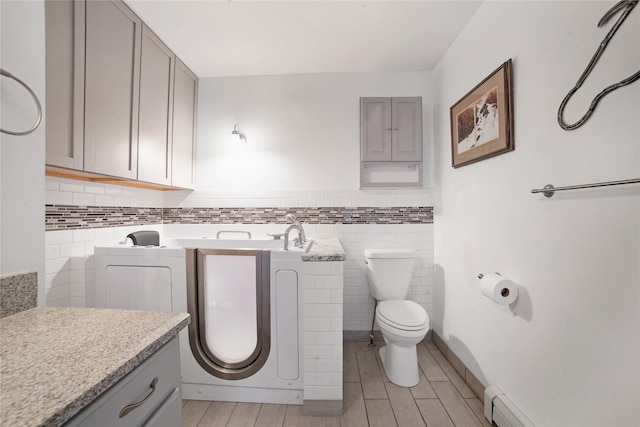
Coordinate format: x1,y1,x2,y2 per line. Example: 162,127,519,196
531,178,640,197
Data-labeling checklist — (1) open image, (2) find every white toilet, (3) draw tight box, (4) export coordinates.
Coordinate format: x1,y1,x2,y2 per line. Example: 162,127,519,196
364,249,429,387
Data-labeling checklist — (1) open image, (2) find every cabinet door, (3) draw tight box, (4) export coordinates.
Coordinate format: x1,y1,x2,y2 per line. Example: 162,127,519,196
137,25,174,186
84,0,141,179
171,59,197,189
45,0,84,169
391,97,422,161
361,97,392,161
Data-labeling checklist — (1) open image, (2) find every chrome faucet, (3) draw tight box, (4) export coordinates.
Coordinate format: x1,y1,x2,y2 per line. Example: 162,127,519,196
285,214,297,224
284,223,306,250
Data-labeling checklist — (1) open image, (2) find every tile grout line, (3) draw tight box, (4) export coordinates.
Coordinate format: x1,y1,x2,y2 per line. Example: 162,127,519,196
424,341,487,427
188,340,473,427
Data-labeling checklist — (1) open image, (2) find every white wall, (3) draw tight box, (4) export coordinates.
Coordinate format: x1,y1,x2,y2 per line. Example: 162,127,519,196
195,71,434,190
44,67,438,319
44,71,437,323
433,1,639,425
1,0,46,306
184,71,437,331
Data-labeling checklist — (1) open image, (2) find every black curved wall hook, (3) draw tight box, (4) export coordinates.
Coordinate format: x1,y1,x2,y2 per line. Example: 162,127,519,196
558,0,640,131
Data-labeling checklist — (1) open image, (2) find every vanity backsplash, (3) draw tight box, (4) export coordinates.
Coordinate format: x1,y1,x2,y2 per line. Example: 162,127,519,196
0,271,37,318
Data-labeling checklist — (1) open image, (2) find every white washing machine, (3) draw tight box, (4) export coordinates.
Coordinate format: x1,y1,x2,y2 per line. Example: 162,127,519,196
94,241,304,404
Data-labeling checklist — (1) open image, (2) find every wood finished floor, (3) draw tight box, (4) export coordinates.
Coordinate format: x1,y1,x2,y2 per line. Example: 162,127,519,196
182,340,492,427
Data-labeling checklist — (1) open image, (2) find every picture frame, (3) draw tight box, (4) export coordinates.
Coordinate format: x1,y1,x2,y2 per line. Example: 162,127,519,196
450,59,514,168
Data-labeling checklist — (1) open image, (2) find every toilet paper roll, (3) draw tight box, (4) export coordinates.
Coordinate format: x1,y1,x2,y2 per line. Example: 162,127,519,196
479,273,518,305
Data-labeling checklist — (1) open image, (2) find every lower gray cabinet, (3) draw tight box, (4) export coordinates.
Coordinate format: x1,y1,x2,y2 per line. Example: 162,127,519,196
142,388,182,427
64,337,182,427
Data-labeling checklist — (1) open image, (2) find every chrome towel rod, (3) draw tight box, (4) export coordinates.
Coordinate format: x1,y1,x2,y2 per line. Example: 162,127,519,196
531,178,640,197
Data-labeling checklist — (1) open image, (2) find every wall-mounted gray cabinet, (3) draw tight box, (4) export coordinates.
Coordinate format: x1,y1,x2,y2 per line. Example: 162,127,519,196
137,24,175,186
171,59,198,189
360,97,423,188
361,97,422,162
44,0,84,170
45,0,197,190
83,0,142,180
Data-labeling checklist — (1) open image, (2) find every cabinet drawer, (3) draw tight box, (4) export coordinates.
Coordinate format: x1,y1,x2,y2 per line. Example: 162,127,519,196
65,337,180,427
142,388,182,427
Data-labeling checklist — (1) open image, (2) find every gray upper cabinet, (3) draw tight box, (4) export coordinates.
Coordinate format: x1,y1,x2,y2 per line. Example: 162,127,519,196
45,0,197,190
171,59,197,190
45,0,84,170
137,24,175,186
391,98,422,161
361,97,422,162
83,0,142,180
361,98,392,161
360,97,423,188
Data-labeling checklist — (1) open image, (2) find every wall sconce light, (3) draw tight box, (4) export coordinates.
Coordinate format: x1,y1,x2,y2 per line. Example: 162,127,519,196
231,124,246,143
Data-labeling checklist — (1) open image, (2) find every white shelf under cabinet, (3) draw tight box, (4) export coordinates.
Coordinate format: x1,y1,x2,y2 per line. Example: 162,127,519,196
360,162,423,188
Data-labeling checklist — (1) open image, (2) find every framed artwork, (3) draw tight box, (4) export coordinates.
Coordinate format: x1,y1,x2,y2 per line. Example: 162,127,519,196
450,59,514,168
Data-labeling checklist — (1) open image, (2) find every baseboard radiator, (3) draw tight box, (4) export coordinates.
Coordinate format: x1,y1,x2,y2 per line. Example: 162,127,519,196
484,386,534,427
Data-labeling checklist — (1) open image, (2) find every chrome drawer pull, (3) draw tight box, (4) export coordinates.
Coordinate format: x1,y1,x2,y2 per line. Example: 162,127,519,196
119,377,158,418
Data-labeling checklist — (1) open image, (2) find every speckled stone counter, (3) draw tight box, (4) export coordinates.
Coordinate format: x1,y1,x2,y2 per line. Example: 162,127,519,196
0,307,190,427
301,238,345,262
0,271,37,318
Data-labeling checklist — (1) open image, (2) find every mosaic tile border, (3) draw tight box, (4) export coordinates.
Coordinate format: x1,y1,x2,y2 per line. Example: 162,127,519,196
45,205,163,231
45,205,433,231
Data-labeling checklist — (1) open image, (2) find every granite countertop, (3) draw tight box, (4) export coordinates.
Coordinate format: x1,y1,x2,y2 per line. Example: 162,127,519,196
0,307,190,427
302,238,346,262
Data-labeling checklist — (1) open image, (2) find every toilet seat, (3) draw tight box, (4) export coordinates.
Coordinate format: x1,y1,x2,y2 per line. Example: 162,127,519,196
376,300,428,331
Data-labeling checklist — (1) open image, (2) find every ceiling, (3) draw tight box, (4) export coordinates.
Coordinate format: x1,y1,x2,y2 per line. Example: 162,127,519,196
125,1,483,78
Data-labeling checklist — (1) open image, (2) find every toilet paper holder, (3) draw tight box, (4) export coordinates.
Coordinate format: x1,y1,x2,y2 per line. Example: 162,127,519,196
477,272,500,279
478,273,510,298
478,272,516,301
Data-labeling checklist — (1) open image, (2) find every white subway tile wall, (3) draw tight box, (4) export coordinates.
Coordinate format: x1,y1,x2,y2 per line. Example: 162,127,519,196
303,261,344,401
163,188,433,209
44,176,433,331
46,176,164,208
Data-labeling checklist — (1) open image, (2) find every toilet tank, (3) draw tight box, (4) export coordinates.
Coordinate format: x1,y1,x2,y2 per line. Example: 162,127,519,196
364,249,415,301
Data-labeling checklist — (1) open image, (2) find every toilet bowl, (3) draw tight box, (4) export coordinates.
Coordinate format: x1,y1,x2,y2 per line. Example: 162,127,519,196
364,249,429,387
375,300,429,387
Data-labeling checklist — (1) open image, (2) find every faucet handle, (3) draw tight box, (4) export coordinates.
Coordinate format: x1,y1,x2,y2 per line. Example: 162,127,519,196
285,214,297,224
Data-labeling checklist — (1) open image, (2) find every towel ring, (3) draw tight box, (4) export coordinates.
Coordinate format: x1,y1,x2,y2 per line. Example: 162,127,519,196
0,68,43,136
